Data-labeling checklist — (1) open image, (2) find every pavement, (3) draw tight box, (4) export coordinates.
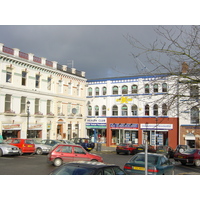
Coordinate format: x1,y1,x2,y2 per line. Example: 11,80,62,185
92,144,116,153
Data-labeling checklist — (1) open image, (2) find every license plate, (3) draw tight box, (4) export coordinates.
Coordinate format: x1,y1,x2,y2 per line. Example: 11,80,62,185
159,150,164,152
133,166,145,171
87,148,92,150
120,147,124,149
178,156,183,158
13,150,18,152
28,145,33,147
138,148,143,150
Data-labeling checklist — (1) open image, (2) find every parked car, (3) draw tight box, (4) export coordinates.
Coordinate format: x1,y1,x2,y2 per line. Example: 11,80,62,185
173,148,200,166
0,139,20,156
156,145,174,158
47,144,103,167
72,138,95,151
49,161,126,175
124,152,174,175
116,143,138,155
5,138,35,155
41,139,62,147
134,144,156,154
33,140,52,155
174,145,190,161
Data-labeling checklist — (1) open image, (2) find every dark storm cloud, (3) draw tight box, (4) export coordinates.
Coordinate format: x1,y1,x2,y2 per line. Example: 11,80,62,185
0,25,158,79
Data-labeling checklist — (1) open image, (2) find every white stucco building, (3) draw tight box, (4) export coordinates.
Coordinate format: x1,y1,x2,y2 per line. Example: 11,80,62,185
0,43,87,140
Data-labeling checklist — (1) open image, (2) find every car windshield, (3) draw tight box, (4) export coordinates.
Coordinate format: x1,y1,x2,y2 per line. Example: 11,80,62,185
118,144,128,147
129,154,158,165
51,166,94,175
34,140,42,144
183,149,196,154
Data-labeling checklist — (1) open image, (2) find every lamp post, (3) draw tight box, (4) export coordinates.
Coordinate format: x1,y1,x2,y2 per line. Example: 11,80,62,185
27,101,30,138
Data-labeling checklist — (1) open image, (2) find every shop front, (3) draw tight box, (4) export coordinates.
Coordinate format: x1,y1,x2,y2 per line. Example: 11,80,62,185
140,124,173,146
180,125,200,148
28,124,42,138
110,123,139,145
2,124,21,139
86,118,107,143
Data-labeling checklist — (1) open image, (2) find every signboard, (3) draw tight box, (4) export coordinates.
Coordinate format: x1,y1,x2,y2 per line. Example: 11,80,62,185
140,124,173,130
110,123,138,129
86,118,107,129
2,124,21,130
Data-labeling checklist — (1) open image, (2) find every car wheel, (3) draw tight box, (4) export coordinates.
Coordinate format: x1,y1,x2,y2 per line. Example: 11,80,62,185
91,159,98,162
127,151,131,155
36,148,43,155
19,149,23,156
194,159,200,167
0,149,3,157
53,158,63,167
116,151,119,154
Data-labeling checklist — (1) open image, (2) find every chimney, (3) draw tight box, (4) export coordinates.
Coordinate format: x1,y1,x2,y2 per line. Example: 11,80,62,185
182,62,188,74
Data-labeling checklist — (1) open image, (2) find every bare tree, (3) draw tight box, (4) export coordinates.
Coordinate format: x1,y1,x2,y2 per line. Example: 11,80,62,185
126,25,200,119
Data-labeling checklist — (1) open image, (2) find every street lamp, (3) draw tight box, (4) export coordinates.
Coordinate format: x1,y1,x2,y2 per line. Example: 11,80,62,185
27,101,30,138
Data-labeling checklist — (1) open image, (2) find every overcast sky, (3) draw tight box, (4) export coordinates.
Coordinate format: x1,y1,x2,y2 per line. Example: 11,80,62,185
0,25,164,79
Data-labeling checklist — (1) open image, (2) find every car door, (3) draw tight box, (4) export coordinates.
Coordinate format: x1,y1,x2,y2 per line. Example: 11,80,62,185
73,146,90,161
58,145,74,163
158,156,173,175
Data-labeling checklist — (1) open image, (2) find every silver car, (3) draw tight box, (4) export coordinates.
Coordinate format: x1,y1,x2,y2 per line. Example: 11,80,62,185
0,140,20,156
33,140,52,155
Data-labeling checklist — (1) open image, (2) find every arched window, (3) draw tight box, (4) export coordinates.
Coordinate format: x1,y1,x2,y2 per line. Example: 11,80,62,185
122,85,128,94
162,104,168,115
95,105,99,116
145,104,150,116
122,105,128,116
88,87,92,96
153,104,158,116
162,83,167,92
95,87,99,96
145,84,150,93
88,106,92,116
191,107,199,124
153,84,158,93
102,105,106,116
131,104,138,116
112,105,118,116
102,87,107,95
131,85,138,94
113,86,118,95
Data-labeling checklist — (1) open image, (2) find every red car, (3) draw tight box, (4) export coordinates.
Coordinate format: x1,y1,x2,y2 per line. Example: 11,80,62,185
174,148,200,166
116,143,138,155
5,138,35,155
48,144,103,167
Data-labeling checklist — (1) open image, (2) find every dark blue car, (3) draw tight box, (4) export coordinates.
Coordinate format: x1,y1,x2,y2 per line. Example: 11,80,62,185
72,138,95,151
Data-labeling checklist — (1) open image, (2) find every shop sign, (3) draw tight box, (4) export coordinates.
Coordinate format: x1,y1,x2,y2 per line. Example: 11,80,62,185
116,96,133,104
140,124,173,130
86,118,107,129
2,124,21,130
29,124,42,130
110,123,138,129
